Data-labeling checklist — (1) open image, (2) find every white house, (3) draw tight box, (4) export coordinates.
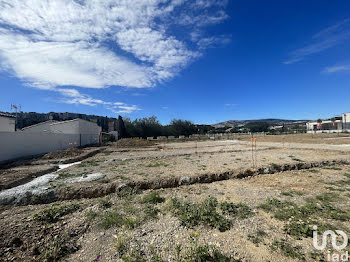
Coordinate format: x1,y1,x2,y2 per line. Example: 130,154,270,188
21,120,58,132
0,112,15,132
22,118,102,146
306,113,350,133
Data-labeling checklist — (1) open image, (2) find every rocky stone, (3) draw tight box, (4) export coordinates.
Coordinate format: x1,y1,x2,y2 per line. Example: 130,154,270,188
179,176,191,185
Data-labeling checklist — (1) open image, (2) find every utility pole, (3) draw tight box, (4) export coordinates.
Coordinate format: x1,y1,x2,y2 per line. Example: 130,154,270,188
11,104,21,131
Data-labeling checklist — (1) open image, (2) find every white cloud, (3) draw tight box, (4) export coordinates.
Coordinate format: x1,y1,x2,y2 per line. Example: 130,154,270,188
323,64,350,74
42,86,141,113
197,36,231,50
116,105,141,114
284,19,350,64
224,103,237,107
0,0,229,90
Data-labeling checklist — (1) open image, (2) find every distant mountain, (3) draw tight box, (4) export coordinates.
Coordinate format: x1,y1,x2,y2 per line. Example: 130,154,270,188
212,119,308,128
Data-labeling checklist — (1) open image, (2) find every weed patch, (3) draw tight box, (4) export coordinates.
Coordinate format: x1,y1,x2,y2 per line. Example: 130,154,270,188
99,198,112,209
40,234,79,261
170,197,253,232
171,197,231,231
271,239,305,260
100,210,138,229
280,190,304,196
143,192,165,204
220,202,253,219
322,166,342,171
247,229,267,245
183,244,232,262
270,163,280,170
146,162,169,168
85,210,98,221
259,193,350,239
34,204,80,223
78,160,99,167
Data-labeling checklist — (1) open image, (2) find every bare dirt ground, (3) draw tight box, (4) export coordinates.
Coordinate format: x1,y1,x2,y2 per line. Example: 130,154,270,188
0,147,103,192
237,133,350,145
1,133,350,261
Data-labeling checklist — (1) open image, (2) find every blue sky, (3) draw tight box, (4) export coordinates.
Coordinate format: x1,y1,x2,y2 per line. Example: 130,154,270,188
0,0,350,124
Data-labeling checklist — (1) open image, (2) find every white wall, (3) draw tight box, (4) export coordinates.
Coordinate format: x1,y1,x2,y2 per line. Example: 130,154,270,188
0,117,15,132
77,119,102,134
50,120,80,134
46,119,101,135
21,121,56,132
0,131,99,163
343,113,350,130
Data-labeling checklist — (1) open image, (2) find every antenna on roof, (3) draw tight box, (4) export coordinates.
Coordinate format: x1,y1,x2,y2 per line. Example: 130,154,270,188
11,104,21,131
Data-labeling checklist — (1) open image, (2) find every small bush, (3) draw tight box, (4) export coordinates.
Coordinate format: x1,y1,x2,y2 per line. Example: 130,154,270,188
78,160,99,167
34,204,80,223
85,210,98,221
247,229,267,245
146,162,169,168
40,234,79,261
271,239,305,260
259,194,350,239
143,192,165,204
283,220,314,239
144,205,160,219
100,210,127,229
117,186,141,199
220,202,253,219
184,245,232,262
99,199,112,209
270,163,280,170
170,197,231,232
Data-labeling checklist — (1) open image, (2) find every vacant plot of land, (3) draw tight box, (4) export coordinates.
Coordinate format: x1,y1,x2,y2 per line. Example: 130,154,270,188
237,133,350,145
1,133,350,261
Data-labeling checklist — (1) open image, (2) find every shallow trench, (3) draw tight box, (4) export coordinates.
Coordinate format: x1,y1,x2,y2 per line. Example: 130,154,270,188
2,159,349,206
55,159,350,203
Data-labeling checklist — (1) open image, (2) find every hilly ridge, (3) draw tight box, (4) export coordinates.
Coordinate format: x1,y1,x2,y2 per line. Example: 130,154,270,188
212,118,308,128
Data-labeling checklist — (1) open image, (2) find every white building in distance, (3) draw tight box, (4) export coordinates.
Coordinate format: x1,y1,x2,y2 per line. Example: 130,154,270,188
306,113,350,133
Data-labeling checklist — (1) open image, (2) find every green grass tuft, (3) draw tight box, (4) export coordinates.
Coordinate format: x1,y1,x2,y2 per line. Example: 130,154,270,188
34,204,80,223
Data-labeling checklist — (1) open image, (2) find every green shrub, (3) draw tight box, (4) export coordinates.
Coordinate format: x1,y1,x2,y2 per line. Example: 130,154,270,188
99,198,112,209
259,194,350,239
271,239,305,260
144,205,160,219
184,245,232,262
247,229,267,245
34,204,80,223
220,202,253,219
40,234,79,261
171,197,231,232
85,210,98,221
143,192,165,204
100,210,126,229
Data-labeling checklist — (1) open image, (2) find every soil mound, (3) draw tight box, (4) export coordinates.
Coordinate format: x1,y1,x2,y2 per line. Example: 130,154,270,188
114,138,155,148
42,147,82,160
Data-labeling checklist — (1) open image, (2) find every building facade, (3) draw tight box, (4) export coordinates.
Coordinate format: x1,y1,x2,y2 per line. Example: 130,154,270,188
21,120,57,132
306,113,350,133
21,118,102,146
0,112,15,132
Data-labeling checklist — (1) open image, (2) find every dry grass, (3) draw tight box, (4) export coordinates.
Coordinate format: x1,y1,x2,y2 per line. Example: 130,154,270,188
113,138,156,148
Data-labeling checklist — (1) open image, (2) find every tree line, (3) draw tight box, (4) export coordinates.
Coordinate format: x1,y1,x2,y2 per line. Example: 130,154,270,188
118,116,214,138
